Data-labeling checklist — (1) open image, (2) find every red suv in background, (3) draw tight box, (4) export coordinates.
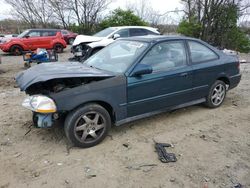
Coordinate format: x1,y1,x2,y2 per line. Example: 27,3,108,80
61,30,78,45
0,29,67,55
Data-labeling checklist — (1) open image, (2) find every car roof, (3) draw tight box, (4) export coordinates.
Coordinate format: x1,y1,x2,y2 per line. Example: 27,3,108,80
28,28,60,31
119,35,202,43
110,26,158,32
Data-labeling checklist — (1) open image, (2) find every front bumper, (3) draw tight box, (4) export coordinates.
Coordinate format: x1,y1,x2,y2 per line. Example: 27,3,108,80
0,44,10,52
33,113,54,128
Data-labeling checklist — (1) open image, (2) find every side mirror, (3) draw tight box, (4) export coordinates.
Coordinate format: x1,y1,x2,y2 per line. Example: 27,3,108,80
131,64,153,77
25,35,30,38
113,34,120,40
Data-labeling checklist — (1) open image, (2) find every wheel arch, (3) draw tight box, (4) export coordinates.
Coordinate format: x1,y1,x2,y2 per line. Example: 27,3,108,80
217,76,230,86
10,44,24,51
72,100,116,124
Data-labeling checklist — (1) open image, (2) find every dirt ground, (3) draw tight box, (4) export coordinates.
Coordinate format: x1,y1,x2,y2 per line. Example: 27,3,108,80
0,47,249,188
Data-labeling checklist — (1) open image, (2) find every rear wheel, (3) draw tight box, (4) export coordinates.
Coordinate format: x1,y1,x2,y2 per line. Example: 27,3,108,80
54,43,64,53
68,38,75,45
205,80,226,108
10,45,23,56
64,104,111,148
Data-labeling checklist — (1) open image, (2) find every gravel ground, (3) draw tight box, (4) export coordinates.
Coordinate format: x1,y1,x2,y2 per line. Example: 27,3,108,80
0,47,250,188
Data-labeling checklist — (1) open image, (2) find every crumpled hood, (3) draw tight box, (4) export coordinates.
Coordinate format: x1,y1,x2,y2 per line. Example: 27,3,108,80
72,35,104,46
87,38,114,48
15,62,114,91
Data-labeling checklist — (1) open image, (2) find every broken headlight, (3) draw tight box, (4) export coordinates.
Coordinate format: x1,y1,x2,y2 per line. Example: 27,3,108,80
22,95,57,113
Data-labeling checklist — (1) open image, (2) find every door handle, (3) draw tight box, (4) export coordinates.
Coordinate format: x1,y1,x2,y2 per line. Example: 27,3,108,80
180,72,188,77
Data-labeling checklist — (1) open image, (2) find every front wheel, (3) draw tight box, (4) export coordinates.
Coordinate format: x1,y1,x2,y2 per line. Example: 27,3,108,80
64,104,111,148
205,80,227,108
54,43,64,53
10,45,23,55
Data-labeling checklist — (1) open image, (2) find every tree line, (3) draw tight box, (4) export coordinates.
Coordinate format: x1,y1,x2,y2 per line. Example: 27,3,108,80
3,0,250,52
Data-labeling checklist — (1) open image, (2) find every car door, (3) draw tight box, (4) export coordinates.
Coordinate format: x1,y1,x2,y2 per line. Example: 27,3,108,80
187,40,221,98
21,30,41,50
113,29,130,38
126,40,193,117
40,30,57,49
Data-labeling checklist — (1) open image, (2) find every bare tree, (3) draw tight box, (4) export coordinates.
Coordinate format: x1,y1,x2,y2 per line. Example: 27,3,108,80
5,0,54,27
126,0,183,25
67,0,112,31
48,0,71,28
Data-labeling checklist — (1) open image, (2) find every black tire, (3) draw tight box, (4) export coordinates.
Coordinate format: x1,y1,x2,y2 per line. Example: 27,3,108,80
64,104,111,148
205,80,227,108
10,45,23,56
68,38,75,45
54,43,64,53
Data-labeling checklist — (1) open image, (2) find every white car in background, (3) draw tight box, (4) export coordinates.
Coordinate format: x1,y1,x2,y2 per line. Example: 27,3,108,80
70,26,160,61
0,34,18,44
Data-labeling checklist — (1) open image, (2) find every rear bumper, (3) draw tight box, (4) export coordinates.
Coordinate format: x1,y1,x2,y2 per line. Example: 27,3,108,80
229,74,241,89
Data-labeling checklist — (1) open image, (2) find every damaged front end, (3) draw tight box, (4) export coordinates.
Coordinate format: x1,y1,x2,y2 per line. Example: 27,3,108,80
22,95,57,128
70,43,91,62
16,62,114,128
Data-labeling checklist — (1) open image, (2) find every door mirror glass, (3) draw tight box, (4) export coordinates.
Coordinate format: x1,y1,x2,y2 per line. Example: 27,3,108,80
25,35,30,38
113,34,120,40
131,64,153,76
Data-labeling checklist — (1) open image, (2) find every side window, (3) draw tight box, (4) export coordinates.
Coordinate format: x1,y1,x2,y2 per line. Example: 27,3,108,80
28,31,40,37
188,41,218,64
48,31,57,36
130,29,147,36
146,29,159,35
140,41,187,72
114,29,129,37
41,31,49,37
61,30,69,35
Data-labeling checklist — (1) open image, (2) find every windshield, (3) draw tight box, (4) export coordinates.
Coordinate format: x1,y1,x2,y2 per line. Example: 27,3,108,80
93,28,116,37
85,40,148,74
18,30,30,38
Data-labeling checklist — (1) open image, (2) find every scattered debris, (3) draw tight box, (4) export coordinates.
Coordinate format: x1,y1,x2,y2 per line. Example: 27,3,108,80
86,174,96,179
64,180,70,184
170,177,176,182
57,162,63,166
239,59,247,64
200,135,208,141
122,141,132,149
203,176,210,182
84,167,97,179
33,171,40,177
154,142,177,163
13,153,22,158
226,165,231,168
234,183,243,188
123,143,129,148
24,124,33,136
203,182,209,188
126,164,157,171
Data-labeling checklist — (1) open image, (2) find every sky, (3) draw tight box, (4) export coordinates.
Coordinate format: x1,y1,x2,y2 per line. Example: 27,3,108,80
0,0,183,22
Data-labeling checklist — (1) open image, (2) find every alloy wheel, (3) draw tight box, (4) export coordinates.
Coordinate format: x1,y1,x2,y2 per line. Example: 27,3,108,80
74,111,106,143
211,84,226,106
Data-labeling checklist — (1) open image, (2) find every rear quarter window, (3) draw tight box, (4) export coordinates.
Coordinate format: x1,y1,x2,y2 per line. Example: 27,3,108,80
188,41,218,64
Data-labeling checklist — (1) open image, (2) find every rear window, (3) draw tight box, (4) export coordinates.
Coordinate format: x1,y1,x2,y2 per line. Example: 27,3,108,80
130,29,148,36
188,41,218,64
41,31,57,37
